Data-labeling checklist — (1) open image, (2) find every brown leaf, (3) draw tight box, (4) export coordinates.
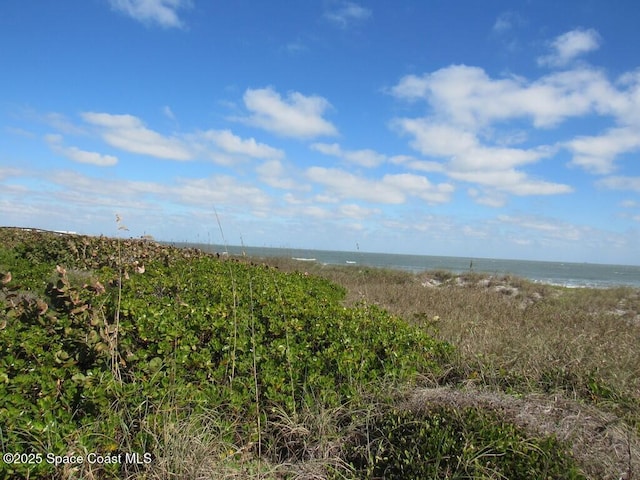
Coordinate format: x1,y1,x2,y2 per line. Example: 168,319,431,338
56,265,67,276
1,272,10,285
36,299,48,315
94,281,106,294
71,304,89,315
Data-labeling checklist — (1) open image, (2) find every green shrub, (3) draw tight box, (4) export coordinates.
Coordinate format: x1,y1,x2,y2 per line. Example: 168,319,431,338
343,405,585,479
0,228,452,478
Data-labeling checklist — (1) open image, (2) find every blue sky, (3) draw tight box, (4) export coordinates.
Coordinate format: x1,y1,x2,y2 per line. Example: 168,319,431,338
1,1,639,265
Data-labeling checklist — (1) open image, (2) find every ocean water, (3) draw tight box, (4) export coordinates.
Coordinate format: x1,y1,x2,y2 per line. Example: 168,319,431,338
174,243,640,289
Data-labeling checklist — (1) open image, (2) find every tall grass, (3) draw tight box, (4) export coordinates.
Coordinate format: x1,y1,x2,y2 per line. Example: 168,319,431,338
254,257,640,479
269,260,640,401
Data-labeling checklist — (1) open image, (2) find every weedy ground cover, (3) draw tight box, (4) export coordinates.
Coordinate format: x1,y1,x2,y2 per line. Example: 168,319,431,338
264,256,640,479
0,228,450,478
1,227,632,478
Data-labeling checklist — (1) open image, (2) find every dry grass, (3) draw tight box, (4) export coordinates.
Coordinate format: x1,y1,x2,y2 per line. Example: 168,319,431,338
278,261,640,400
405,386,639,480
133,402,356,480
262,403,356,479
253,257,640,479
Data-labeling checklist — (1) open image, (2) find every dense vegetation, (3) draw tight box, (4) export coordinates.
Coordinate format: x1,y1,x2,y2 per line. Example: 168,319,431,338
1,227,633,478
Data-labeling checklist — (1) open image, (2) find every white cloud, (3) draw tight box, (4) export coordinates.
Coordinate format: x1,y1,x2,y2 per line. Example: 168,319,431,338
46,169,272,215
201,129,284,160
449,168,572,196
81,112,192,160
173,175,271,211
186,129,286,166
283,40,308,55
162,106,176,120
65,112,285,166
240,87,338,139
48,169,163,210
615,70,640,126
394,120,477,158
310,142,342,157
45,134,118,167
390,155,444,173
390,54,640,196
256,160,307,191
0,167,25,181
42,112,86,135
311,142,386,167
346,149,386,168
492,14,512,34
313,194,340,204
393,118,569,197
597,176,640,192
468,188,507,208
391,65,613,129
497,214,585,242
383,173,455,204
338,203,379,219
108,0,190,28
538,28,602,67
324,2,372,28
306,167,453,205
307,167,404,204
56,146,119,167
299,205,333,219
492,12,523,34
565,127,640,174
